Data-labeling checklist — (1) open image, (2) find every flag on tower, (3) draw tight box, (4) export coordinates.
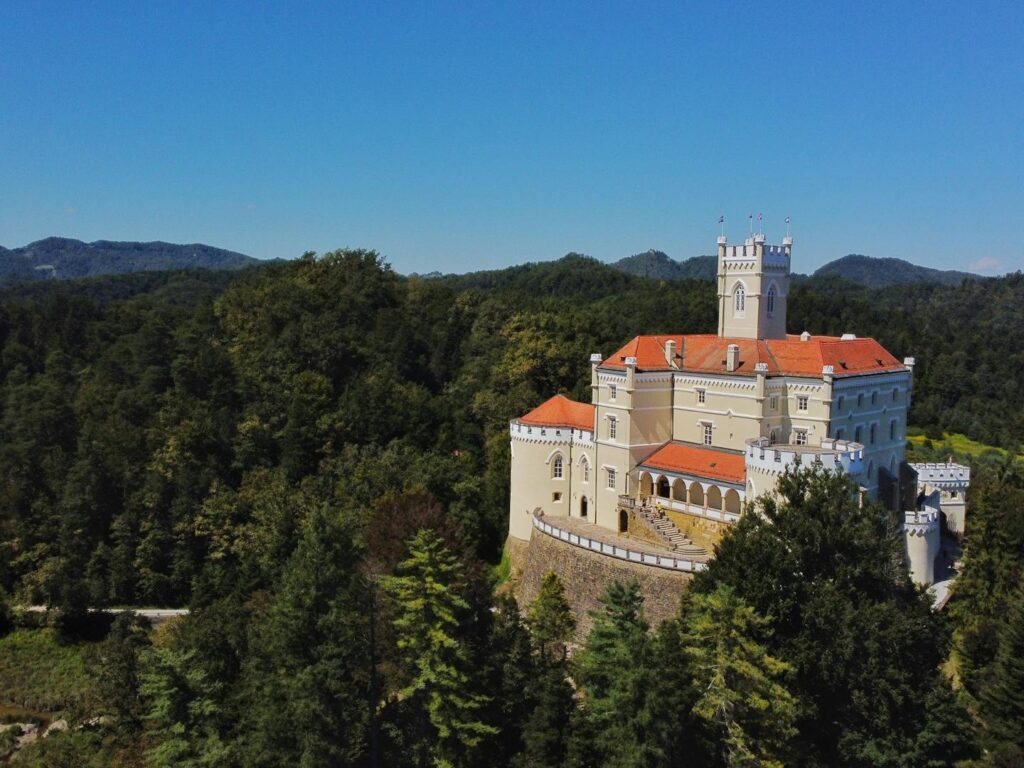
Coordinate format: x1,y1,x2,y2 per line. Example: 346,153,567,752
785,216,791,224
718,215,724,224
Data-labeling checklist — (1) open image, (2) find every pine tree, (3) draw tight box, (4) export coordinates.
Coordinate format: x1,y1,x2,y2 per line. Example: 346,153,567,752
383,528,497,767
980,580,1024,753
527,570,576,660
681,584,798,768
573,580,661,768
512,573,576,768
239,505,371,767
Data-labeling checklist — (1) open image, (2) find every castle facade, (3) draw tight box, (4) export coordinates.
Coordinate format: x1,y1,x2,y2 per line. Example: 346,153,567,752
508,232,969,587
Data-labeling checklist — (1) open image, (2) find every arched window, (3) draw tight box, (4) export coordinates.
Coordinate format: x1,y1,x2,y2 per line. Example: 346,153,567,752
734,283,746,314
552,454,563,479
581,457,590,483
766,284,777,317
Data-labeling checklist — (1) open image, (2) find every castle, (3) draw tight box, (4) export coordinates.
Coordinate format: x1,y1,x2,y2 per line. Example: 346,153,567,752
508,230,969,593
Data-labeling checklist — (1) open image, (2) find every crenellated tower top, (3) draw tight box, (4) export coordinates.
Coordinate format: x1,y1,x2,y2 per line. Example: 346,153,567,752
716,231,792,340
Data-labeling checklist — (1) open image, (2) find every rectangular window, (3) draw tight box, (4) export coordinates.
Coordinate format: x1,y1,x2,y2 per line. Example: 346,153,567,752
794,429,808,446
552,492,562,502
835,428,845,441
583,462,590,483
606,468,617,490
870,424,877,444
797,395,808,412
890,420,897,441
855,426,862,443
609,383,617,401
608,417,617,440
702,422,713,446
696,388,706,404
769,395,778,411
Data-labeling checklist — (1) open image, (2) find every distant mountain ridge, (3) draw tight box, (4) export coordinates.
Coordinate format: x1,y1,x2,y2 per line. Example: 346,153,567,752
609,249,717,281
609,249,982,288
811,254,979,288
0,237,257,282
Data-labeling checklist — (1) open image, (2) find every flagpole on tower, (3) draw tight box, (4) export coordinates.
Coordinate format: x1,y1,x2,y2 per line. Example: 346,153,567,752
748,213,753,237
785,216,791,238
718,215,725,238
758,212,763,236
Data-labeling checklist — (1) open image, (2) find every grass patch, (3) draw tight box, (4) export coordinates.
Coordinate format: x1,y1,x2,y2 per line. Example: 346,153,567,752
0,629,95,716
492,545,512,587
906,430,1023,462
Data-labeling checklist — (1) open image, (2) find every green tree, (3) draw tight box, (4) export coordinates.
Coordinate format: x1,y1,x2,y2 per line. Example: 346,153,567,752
383,528,497,767
92,611,151,731
239,505,371,767
979,580,1024,755
141,646,230,768
527,571,575,660
694,466,972,766
681,584,798,768
572,580,661,768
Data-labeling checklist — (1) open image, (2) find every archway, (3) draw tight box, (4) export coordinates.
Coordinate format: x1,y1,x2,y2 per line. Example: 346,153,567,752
706,486,723,511
656,476,670,499
580,496,588,518
724,489,741,515
671,478,686,502
688,482,705,507
619,509,628,533
639,472,654,499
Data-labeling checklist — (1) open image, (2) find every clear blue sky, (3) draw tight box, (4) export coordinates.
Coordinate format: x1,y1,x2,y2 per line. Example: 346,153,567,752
2,1,1022,274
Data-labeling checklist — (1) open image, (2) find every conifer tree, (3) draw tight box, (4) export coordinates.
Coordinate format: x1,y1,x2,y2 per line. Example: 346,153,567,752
239,505,371,767
513,573,576,768
681,584,797,768
573,580,662,768
527,570,576,660
384,528,497,767
980,580,1024,755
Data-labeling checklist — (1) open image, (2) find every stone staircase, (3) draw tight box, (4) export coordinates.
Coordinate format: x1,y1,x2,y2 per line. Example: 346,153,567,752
636,501,707,557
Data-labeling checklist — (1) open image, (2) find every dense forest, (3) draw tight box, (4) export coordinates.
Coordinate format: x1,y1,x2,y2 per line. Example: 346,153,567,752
0,253,1022,766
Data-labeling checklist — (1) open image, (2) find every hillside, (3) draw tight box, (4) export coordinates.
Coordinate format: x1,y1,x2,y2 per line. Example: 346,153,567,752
812,254,980,287
607,249,982,288
0,237,257,282
609,249,716,280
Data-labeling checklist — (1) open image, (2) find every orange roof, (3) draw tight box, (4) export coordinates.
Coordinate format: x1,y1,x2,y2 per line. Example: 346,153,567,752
641,442,747,484
600,333,904,378
518,394,595,431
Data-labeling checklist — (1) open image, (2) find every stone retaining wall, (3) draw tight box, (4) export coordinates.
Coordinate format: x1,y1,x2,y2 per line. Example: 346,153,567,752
509,532,692,639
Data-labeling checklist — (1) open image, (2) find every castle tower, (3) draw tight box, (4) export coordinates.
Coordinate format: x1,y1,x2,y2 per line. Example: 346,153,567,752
716,232,792,339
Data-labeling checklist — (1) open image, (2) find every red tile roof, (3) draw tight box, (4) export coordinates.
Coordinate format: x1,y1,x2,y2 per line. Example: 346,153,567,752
640,442,747,484
600,334,904,378
518,394,595,431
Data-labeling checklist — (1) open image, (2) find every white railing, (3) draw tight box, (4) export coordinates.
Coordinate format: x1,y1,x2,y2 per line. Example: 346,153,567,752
510,421,594,445
532,513,706,573
744,437,863,476
651,497,741,524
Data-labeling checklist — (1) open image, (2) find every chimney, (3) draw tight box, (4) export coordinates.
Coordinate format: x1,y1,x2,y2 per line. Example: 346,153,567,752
726,344,740,372
800,331,811,341
665,339,677,368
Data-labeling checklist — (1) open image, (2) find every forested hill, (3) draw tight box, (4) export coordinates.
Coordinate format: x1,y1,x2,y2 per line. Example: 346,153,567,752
0,236,257,282
608,249,983,288
812,253,980,287
609,249,717,280
0,254,1022,765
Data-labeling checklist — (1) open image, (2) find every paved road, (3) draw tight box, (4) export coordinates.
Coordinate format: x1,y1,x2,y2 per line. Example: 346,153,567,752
22,605,190,624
